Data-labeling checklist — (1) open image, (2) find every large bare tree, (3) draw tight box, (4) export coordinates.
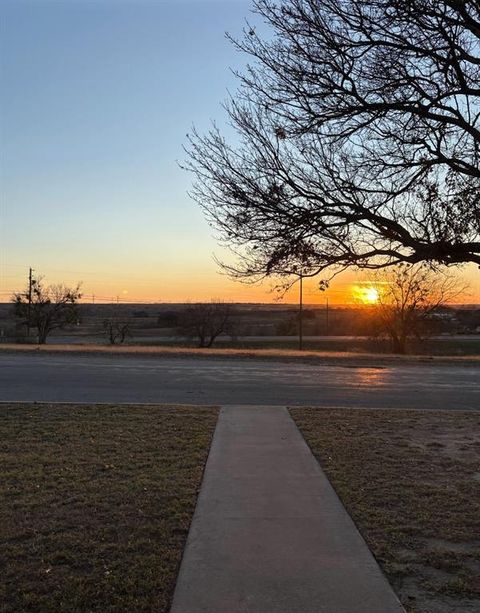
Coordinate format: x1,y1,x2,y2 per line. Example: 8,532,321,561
368,264,465,353
13,275,82,344
185,0,480,286
178,302,233,348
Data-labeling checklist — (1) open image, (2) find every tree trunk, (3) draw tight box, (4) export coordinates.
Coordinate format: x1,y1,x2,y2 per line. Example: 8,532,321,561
391,334,406,354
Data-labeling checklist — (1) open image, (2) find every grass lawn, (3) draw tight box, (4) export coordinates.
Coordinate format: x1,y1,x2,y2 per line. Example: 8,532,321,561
290,407,480,613
0,403,218,612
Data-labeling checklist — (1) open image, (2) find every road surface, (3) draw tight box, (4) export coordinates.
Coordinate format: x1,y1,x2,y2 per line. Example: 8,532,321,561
0,352,478,409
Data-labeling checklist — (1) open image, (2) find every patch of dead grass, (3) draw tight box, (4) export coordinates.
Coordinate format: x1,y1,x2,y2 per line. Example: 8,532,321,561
290,407,480,613
0,403,218,612
1,342,478,366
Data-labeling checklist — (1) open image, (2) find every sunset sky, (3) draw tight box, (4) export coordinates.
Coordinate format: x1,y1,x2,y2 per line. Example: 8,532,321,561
1,0,478,305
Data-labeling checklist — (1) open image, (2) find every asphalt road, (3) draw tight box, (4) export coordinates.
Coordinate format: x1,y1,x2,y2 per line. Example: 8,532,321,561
0,352,478,409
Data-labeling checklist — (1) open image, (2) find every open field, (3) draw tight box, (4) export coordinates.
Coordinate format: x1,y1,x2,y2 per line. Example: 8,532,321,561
291,408,480,613
2,302,479,357
0,403,218,613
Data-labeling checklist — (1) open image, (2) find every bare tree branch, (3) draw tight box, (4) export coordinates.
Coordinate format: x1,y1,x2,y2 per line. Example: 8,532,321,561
184,0,480,285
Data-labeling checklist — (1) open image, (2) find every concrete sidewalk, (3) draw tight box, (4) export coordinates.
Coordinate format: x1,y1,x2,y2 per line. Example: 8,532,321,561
170,406,405,613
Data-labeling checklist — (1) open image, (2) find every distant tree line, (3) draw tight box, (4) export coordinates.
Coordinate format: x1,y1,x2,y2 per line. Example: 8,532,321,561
8,270,478,354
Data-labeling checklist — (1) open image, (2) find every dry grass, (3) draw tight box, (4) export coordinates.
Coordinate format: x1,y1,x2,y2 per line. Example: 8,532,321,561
290,408,480,613
1,342,478,365
0,403,218,612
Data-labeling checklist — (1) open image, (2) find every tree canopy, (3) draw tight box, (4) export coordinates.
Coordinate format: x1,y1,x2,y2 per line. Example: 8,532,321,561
185,0,480,285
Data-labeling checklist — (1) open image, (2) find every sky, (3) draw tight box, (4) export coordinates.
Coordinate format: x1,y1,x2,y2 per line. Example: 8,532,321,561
1,0,478,305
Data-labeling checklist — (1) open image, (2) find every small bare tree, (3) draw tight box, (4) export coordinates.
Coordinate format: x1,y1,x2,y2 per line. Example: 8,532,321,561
369,265,465,354
102,317,131,345
13,276,82,344
178,301,233,348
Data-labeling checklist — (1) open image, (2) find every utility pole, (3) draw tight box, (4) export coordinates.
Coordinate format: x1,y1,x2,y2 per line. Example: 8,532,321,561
299,273,303,351
27,267,34,338
325,296,329,335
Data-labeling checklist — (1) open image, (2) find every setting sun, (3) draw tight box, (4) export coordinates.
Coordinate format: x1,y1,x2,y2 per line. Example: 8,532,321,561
352,285,380,304
364,287,380,304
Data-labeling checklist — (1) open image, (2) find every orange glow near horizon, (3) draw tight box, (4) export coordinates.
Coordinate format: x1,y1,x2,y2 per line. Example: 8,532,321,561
2,263,478,306
2,264,358,305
